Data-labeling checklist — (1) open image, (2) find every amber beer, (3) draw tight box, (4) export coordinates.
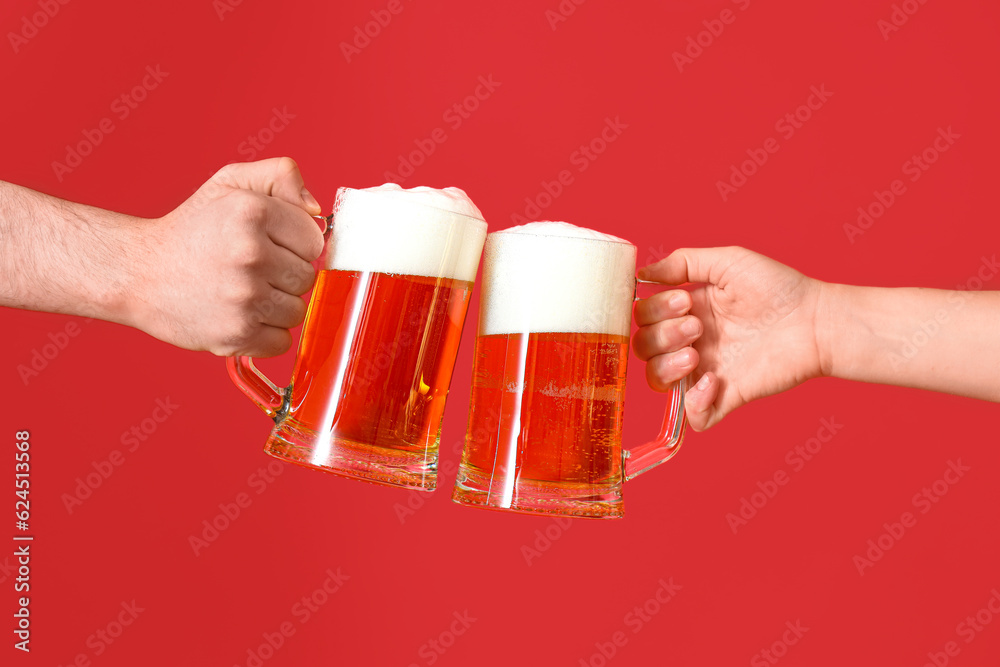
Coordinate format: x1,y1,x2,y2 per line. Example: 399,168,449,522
273,270,472,478
464,331,629,485
453,222,640,517
230,185,487,491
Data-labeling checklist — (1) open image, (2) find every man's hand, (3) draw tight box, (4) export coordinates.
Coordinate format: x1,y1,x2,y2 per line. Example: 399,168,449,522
130,157,325,357
632,247,825,431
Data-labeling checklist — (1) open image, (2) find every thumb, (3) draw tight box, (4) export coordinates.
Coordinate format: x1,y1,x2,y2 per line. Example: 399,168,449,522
212,157,323,215
638,246,749,287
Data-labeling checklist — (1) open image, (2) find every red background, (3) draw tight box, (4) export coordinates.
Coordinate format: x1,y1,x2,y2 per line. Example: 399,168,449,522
2,0,999,665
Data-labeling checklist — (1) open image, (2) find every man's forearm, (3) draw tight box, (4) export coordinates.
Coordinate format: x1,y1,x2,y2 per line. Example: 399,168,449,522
0,181,145,325
817,282,1000,401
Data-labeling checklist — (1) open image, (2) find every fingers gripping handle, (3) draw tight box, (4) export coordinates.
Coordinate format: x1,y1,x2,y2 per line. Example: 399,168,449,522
227,356,286,421
226,214,329,421
623,377,688,481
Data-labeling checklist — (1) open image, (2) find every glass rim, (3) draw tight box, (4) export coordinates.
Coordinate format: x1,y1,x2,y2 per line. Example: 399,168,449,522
487,226,635,248
334,186,488,227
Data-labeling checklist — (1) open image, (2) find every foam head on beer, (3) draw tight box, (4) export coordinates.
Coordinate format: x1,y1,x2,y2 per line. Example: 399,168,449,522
327,183,487,281
481,221,636,337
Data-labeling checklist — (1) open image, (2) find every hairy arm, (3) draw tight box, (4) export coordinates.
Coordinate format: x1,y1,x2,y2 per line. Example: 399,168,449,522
0,181,146,324
0,158,325,357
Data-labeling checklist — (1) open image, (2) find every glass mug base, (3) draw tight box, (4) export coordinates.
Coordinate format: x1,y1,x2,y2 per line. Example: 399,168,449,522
451,465,624,519
264,419,438,491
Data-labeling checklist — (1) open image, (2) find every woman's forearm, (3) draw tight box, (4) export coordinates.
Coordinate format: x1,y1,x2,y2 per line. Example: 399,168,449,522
817,282,1000,401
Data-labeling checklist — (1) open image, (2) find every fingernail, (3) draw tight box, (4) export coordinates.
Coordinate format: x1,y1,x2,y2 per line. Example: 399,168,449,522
695,374,711,391
301,187,321,211
669,293,687,310
674,349,693,366
681,318,701,336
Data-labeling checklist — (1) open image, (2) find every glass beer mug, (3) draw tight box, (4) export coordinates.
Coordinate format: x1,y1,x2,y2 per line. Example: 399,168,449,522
228,185,488,491
452,222,687,518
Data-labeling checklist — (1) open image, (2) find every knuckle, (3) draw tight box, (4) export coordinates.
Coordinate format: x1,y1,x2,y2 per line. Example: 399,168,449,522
289,297,307,324
261,330,293,357
298,265,318,292
631,329,652,359
653,321,673,350
214,318,259,356
646,357,673,391
645,297,665,321
689,419,709,433
280,264,315,295
212,162,237,182
229,236,267,269
726,245,752,260
634,299,652,322
273,156,299,180
230,189,269,224
671,290,691,310
308,229,325,262
682,315,702,337
225,276,262,306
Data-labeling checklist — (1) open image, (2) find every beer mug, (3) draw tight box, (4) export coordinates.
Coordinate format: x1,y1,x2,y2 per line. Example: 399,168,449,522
452,222,687,518
228,185,488,491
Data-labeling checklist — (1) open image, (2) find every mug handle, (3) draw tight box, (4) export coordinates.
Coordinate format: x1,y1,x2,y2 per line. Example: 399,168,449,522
623,276,690,480
227,357,286,420
226,214,333,421
623,377,688,480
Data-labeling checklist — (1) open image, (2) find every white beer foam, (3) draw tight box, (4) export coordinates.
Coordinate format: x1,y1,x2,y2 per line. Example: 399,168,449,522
327,184,488,282
480,221,636,337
